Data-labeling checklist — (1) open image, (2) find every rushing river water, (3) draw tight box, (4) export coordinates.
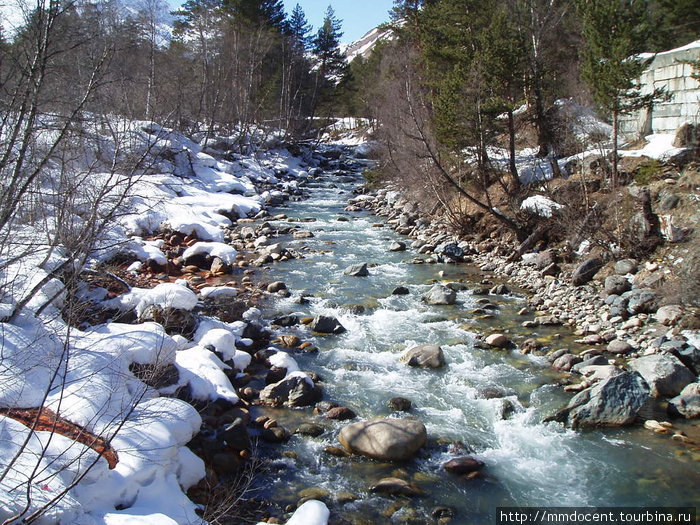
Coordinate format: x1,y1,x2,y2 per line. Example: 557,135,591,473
249,159,698,524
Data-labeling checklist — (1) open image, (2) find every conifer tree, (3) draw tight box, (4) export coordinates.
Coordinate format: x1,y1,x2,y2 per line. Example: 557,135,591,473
577,0,667,188
311,5,346,119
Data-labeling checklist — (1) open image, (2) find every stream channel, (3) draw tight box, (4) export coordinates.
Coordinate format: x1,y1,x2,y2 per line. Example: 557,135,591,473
247,152,698,524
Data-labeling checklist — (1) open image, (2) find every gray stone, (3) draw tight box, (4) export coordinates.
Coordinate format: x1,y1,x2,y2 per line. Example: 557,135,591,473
338,418,427,461
571,355,609,373
625,289,660,314
392,286,410,295
559,371,651,428
259,374,322,407
389,241,406,252
435,242,464,261
604,275,631,295
572,258,604,286
295,423,325,437
614,259,638,275
668,383,700,419
659,194,680,211
310,315,346,334
534,250,558,270
607,339,633,355
344,263,369,277
628,353,695,398
401,344,446,368
422,284,457,305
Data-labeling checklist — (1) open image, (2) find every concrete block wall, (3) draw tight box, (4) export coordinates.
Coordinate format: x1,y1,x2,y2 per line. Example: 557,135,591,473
619,40,700,140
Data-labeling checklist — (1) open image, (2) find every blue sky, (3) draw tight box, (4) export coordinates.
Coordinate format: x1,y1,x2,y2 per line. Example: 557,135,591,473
282,0,396,43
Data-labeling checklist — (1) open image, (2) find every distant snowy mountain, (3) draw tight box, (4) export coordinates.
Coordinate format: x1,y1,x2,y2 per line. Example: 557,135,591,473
344,25,393,62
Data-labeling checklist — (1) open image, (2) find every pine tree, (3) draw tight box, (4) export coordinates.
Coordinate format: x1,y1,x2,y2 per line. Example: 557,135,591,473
577,0,667,187
288,3,312,53
313,5,345,81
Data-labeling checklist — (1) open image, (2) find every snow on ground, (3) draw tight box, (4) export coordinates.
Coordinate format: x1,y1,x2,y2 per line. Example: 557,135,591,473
521,195,563,218
619,133,685,161
0,122,319,523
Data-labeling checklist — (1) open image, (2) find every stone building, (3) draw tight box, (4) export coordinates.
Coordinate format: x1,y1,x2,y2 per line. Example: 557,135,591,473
619,40,700,140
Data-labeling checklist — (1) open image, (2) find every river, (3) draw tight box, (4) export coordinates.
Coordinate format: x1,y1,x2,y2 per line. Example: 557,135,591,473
247,152,698,524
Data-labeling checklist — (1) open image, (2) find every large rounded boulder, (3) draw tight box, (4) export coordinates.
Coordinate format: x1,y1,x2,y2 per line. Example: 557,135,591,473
338,418,427,461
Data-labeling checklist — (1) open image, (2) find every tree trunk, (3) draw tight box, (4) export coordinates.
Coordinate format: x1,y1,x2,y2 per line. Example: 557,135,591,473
507,109,519,189
612,108,619,189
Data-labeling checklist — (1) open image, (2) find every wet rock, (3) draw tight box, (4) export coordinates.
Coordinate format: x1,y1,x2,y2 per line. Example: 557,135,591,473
422,284,457,305
310,315,346,334
627,353,695,398
604,276,631,296
614,259,638,275
443,456,484,475
295,423,326,437
431,506,456,520
388,397,412,412
571,355,609,373
551,371,650,428
552,353,582,372
275,335,301,349
220,418,251,451
272,314,299,327
344,263,369,277
297,487,330,505
656,305,683,326
370,477,424,497
668,383,700,419
211,452,241,474
267,281,287,293
571,257,603,286
665,342,700,375
489,284,510,295
401,344,446,368
259,374,322,407
485,334,510,349
325,406,357,421
324,446,350,457
338,418,427,461
261,426,291,443
266,366,287,385
392,286,410,295
389,241,407,252
293,230,314,239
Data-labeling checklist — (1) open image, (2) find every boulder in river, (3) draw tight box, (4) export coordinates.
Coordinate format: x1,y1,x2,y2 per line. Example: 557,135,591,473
310,315,346,334
344,263,369,277
259,372,322,407
668,382,700,419
549,371,651,429
392,286,410,295
422,284,457,305
401,344,446,368
389,241,406,252
485,333,510,349
370,477,424,497
435,242,464,261
627,353,695,398
443,456,485,475
388,397,412,412
338,418,427,461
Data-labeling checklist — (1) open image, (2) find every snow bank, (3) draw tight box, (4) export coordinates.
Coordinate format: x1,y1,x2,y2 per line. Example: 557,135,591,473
200,285,238,299
619,133,684,161
173,346,240,403
183,241,238,265
105,282,198,317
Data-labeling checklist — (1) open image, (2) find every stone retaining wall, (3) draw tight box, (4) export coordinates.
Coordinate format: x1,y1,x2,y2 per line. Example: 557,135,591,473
620,40,700,140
